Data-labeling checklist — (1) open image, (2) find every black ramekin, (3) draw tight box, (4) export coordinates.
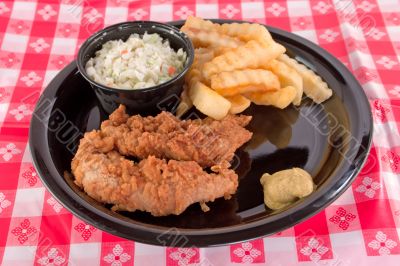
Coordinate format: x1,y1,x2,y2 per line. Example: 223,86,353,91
77,21,194,115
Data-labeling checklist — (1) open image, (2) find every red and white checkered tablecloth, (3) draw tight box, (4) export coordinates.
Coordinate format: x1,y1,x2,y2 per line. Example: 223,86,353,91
0,0,400,265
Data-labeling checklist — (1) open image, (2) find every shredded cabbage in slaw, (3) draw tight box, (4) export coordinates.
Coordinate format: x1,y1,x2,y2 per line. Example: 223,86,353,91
85,32,187,90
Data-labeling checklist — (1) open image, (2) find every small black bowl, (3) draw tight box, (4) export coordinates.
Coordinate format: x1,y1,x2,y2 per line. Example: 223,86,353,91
77,21,194,115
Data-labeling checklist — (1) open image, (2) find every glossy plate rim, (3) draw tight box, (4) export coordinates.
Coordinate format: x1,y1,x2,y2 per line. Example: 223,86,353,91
29,19,373,247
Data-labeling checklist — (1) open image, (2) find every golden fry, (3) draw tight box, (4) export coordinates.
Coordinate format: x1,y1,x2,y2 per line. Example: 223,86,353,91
183,16,220,31
181,27,243,49
265,60,303,106
245,86,297,109
183,17,273,44
188,82,231,120
225,94,251,114
278,54,332,104
202,40,286,80
176,86,193,118
210,69,280,96
219,22,273,44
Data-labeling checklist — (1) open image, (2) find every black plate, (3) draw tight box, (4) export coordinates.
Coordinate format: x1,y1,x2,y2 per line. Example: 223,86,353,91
29,20,373,247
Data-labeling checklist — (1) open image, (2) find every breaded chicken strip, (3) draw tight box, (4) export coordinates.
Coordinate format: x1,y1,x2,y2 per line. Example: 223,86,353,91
72,131,238,216
100,105,252,167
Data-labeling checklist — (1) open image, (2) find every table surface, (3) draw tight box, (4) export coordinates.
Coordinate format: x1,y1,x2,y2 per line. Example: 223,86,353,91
1,0,400,265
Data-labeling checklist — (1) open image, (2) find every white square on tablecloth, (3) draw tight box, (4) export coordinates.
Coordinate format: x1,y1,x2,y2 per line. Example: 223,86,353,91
0,69,20,87
1,33,29,53
22,145,32,163
12,187,45,217
69,243,101,265
329,231,365,252
196,4,218,19
42,70,60,88
373,123,400,148
376,0,400,12
292,30,318,44
330,187,356,205
51,37,77,55
348,50,375,70
386,26,400,43
58,4,83,23
362,81,389,100
263,237,298,265
104,7,128,26
2,246,37,265
134,243,166,266
150,4,172,22
263,237,296,252
11,1,37,21
287,1,312,17
241,2,265,19
339,22,366,41
0,103,10,125
383,172,400,201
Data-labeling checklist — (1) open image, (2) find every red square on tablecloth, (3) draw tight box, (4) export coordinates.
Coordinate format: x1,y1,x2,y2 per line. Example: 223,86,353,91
102,232,128,243
0,218,12,247
30,21,58,39
39,214,72,245
295,211,330,236
325,204,361,233
0,163,21,189
356,199,397,230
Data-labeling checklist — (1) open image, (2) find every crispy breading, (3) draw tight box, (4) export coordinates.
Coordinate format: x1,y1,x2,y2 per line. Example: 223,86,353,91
100,105,252,167
72,131,238,216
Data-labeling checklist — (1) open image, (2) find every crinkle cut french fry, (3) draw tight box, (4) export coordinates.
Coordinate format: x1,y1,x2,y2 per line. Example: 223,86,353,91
225,94,251,114
244,86,297,109
181,27,243,49
183,16,220,31
210,69,280,97
176,86,193,118
186,49,214,88
188,82,231,120
202,40,286,80
184,17,273,45
277,54,332,104
219,22,273,44
266,60,303,106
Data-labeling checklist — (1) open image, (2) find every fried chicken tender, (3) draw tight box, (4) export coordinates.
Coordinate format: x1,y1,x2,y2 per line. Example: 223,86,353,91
72,131,238,216
100,105,252,167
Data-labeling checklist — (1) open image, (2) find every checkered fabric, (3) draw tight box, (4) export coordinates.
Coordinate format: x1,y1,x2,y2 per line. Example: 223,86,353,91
0,0,400,265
